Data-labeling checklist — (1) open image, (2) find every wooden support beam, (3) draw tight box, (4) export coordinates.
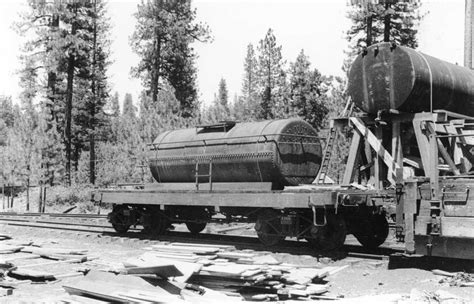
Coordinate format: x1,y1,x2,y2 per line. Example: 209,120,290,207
342,131,362,186
436,139,461,175
349,117,398,185
403,181,417,254
425,123,460,175
392,121,405,236
465,0,474,69
427,121,440,201
391,121,404,182
374,127,383,190
413,120,432,177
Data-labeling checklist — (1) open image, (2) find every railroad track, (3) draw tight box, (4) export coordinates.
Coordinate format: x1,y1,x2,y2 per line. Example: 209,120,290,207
0,212,403,260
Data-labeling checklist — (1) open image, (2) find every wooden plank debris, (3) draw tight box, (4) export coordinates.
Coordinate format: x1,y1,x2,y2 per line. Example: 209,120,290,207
283,268,329,285
9,268,88,281
0,254,40,265
112,289,187,303
62,270,184,303
432,269,456,277
118,265,183,278
126,252,202,283
62,294,111,304
150,244,220,255
216,252,255,260
0,279,32,288
0,245,23,254
16,256,90,269
169,242,235,250
21,247,88,256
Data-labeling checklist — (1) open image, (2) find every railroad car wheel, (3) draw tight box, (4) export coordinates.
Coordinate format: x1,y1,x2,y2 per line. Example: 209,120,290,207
143,210,168,236
183,207,209,235
110,205,131,234
186,222,207,234
307,214,346,251
353,213,389,249
255,209,284,246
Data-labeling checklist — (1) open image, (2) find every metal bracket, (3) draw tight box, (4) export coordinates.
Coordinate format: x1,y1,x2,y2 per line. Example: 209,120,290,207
311,205,327,227
441,186,470,205
430,215,441,235
426,236,433,256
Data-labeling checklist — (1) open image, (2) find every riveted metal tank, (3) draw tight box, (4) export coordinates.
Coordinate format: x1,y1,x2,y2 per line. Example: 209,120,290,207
148,119,322,190
348,42,474,115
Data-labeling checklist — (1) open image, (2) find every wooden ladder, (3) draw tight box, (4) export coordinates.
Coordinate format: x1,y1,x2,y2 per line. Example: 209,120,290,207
314,99,353,185
195,159,213,191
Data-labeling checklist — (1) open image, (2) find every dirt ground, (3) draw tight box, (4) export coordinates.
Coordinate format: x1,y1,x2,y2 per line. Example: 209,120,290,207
0,222,472,303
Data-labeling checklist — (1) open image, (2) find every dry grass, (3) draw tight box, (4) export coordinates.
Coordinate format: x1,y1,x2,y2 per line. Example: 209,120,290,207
0,185,99,214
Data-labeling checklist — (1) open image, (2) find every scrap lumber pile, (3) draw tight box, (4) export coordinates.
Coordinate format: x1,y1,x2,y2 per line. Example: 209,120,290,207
432,269,474,287
0,238,93,298
59,241,349,302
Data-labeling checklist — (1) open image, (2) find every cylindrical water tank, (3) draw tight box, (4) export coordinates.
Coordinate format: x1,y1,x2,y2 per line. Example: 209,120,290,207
148,118,322,189
347,42,474,115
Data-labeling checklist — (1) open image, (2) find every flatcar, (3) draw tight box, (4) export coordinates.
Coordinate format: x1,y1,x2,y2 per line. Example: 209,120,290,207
93,118,388,251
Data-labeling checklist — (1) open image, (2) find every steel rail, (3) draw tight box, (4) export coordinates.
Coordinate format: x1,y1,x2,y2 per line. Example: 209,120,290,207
0,214,402,261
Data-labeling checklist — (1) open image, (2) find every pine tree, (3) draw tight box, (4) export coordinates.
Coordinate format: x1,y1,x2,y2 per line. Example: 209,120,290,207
123,93,137,120
0,96,16,128
106,92,121,117
345,0,422,69
17,0,112,186
242,44,258,99
217,78,229,109
130,0,211,116
232,44,260,121
73,0,112,185
36,108,64,188
256,29,285,119
17,55,40,210
288,50,328,131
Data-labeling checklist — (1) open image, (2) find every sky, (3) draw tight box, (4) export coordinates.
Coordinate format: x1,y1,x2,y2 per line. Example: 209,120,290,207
0,0,466,107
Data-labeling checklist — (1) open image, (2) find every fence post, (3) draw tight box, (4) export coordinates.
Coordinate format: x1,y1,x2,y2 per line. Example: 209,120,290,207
38,185,43,213
42,187,47,213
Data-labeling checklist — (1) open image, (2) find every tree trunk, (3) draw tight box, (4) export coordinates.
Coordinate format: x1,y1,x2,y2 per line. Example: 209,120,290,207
90,1,97,185
366,14,373,46
38,185,42,213
46,71,57,125
6,184,9,209
90,133,96,184
46,14,59,128
26,177,30,211
151,36,162,103
65,21,77,186
42,187,47,213
384,3,391,42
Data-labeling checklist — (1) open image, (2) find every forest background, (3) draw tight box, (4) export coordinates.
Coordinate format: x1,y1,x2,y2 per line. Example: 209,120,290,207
0,0,424,211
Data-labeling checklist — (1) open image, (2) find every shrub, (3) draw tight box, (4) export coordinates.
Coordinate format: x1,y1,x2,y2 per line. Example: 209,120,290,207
45,184,95,213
